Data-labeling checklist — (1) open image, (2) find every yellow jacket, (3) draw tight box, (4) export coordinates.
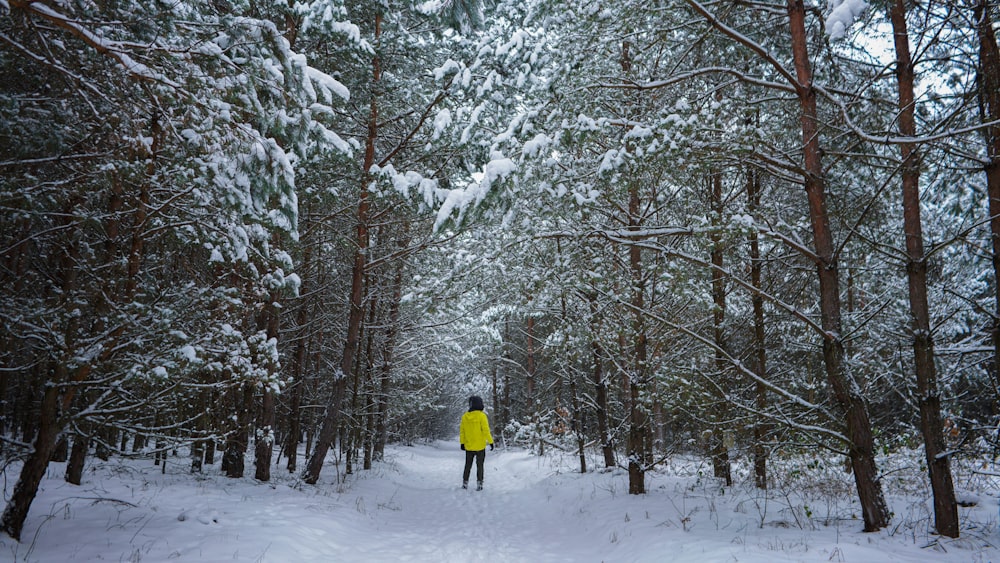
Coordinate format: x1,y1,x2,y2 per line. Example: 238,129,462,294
460,410,494,451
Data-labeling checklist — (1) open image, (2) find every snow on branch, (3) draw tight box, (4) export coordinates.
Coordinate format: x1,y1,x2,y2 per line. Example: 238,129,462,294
434,152,515,232
599,67,795,95
12,0,179,86
825,0,869,41
305,66,350,103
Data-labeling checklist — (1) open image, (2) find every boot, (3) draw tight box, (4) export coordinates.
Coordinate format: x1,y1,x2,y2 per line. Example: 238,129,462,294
476,481,483,491
462,481,468,489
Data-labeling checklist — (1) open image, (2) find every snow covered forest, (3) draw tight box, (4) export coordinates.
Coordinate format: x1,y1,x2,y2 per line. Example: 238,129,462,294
2,0,1000,557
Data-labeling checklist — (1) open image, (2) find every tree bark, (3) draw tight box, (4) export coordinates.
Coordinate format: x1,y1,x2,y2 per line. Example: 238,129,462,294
588,293,616,468
0,382,60,540
526,311,540,455
223,383,253,478
566,376,585,473
709,172,732,486
254,387,275,482
889,0,958,538
974,0,1000,408
787,0,889,531
65,430,89,485
747,163,770,490
627,177,648,495
254,291,281,482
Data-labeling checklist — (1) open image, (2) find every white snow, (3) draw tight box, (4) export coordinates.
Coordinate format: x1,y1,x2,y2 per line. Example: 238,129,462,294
4,441,999,562
826,0,869,40
521,133,552,158
434,154,515,231
433,59,462,81
179,345,198,362
433,108,452,140
305,66,350,102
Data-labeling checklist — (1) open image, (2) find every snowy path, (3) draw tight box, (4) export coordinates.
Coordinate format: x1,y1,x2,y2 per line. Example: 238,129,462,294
3,441,1000,562
345,442,580,562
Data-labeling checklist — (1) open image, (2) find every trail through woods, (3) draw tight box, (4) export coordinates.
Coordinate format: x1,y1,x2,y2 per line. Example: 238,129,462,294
2,441,1000,562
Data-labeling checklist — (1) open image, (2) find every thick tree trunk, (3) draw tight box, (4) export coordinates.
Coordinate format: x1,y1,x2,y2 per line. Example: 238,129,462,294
254,293,280,482
65,431,89,485
787,0,889,531
223,383,253,478
889,0,958,538
627,179,648,495
974,0,1000,407
709,172,732,486
0,383,60,540
303,11,382,485
254,388,275,481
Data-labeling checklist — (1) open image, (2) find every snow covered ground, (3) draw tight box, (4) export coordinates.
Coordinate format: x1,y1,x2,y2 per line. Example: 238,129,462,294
2,441,999,562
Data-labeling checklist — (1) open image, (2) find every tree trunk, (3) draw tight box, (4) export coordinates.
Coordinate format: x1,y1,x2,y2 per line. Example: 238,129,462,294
709,171,732,486
191,384,207,474
284,377,303,473
224,383,253,478
627,176,648,495
0,382,60,540
787,0,889,531
975,0,1000,410
360,287,379,471
502,325,512,433
363,391,375,471
889,0,958,538
526,311,540,455
65,431,89,485
254,387,275,482
254,292,280,482
284,244,312,473
571,378,587,473
204,435,215,466
588,293,616,468
375,234,408,459
303,11,381,485
747,163,770,490
191,438,204,474
345,290,375,474
1,179,102,537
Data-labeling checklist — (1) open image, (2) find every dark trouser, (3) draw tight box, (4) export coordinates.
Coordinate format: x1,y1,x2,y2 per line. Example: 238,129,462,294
463,449,485,483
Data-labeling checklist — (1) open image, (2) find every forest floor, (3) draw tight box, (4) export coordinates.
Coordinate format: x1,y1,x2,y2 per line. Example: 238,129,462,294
2,440,1000,562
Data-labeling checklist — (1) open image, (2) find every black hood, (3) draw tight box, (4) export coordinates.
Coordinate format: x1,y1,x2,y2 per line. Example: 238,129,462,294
468,395,485,412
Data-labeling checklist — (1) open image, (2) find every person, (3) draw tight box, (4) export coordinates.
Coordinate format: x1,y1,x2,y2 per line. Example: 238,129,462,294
459,395,494,490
